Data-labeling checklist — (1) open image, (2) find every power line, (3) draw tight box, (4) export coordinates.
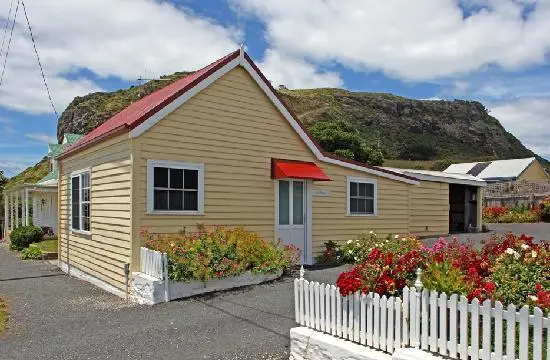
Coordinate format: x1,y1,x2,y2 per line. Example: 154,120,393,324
0,0,19,89
21,0,58,117
0,0,16,59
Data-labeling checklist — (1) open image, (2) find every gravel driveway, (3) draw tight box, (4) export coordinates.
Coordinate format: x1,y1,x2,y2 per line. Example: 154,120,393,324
0,243,340,360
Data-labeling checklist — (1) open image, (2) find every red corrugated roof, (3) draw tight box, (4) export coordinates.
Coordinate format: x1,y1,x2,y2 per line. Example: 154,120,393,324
62,50,240,157
271,159,331,181
59,49,416,182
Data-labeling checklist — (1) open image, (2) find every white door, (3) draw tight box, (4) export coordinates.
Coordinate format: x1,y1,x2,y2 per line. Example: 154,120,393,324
276,179,308,264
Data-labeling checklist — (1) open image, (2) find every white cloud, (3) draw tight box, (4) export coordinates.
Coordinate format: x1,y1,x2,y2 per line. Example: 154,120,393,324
489,97,550,160
24,133,57,144
0,0,241,114
235,0,550,81
258,49,343,89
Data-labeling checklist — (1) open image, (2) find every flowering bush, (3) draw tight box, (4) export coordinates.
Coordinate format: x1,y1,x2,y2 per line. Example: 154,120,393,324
315,240,343,265
538,196,550,222
143,225,300,282
340,231,423,264
336,233,550,311
482,205,540,223
337,234,424,296
483,206,507,222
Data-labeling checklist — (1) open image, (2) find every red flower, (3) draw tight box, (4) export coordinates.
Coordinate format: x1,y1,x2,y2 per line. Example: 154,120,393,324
484,282,496,293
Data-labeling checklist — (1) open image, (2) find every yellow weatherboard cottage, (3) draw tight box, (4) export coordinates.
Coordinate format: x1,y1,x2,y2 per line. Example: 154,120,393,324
56,48,486,297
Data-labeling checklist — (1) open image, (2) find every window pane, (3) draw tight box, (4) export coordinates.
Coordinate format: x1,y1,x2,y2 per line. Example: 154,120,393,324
170,169,183,189
358,183,367,197
184,169,198,190
72,204,80,230
350,182,358,196
82,217,90,232
154,167,169,188
357,199,367,213
183,191,198,211
169,190,183,210
350,198,359,214
154,189,168,210
82,203,90,231
293,181,304,225
366,199,374,214
278,181,290,225
81,173,90,188
71,176,80,229
366,183,374,198
82,188,90,202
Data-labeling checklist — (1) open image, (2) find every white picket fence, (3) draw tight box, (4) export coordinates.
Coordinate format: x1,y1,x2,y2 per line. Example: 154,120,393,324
294,269,550,360
140,247,167,280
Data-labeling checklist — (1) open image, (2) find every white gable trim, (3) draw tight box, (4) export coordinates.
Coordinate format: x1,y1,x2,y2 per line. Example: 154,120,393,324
129,54,419,185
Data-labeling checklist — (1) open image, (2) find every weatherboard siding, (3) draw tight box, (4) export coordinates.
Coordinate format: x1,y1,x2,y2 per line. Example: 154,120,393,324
59,133,132,290
132,66,421,258
518,160,548,181
408,181,449,235
133,66,314,242
311,162,411,254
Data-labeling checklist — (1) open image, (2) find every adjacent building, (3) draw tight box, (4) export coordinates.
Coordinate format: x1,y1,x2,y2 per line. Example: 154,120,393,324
444,157,549,183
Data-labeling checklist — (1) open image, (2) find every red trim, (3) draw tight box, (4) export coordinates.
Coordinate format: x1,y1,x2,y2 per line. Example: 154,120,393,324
271,159,331,181
61,50,240,158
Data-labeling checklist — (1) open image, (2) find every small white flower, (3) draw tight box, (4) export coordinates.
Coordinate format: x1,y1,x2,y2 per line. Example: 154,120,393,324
528,295,538,302
348,249,353,254
514,252,520,260
347,240,353,245
505,248,515,255
394,234,399,239
402,237,407,241
532,251,537,258
521,244,530,250
369,230,375,235
354,256,358,261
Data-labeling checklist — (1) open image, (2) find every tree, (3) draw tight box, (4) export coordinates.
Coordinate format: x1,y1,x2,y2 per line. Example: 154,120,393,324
309,120,384,166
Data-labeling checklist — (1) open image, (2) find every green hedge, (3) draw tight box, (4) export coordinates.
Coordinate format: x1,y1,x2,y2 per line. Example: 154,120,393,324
9,226,43,251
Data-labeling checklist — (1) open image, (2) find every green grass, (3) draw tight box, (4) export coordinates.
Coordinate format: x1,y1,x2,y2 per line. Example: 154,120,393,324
31,239,57,253
0,297,7,333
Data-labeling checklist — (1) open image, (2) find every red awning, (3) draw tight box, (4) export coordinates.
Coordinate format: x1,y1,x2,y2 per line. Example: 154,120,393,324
271,159,331,181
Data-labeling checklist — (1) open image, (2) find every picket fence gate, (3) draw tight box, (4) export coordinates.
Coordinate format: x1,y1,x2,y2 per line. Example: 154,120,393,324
294,268,550,360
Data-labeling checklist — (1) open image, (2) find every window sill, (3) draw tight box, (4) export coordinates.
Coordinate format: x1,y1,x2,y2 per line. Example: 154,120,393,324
346,213,377,217
71,229,92,236
146,211,205,216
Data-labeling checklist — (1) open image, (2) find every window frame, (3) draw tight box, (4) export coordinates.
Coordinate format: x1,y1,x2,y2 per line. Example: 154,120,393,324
70,168,91,235
346,176,377,216
147,160,205,215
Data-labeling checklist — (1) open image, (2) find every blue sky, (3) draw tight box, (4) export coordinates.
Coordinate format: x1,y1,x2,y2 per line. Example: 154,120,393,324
1,0,550,176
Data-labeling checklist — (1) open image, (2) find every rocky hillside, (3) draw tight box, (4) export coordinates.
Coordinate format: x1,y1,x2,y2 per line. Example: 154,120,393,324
278,89,536,162
12,73,547,185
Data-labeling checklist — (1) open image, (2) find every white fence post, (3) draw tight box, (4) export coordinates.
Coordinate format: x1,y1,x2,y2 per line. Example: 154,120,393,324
163,253,169,302
413,268,423,349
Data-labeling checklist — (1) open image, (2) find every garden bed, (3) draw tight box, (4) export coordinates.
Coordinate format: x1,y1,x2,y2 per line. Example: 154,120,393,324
135,225,299,305
329,231,549,312
132,269,282,305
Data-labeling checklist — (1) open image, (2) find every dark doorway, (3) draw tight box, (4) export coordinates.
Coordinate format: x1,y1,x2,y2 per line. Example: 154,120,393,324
449,184,479,232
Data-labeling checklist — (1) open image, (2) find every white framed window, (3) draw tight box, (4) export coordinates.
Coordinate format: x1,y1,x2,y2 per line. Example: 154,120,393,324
347,176,377,216
71,169,91,234
147,160,204,214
